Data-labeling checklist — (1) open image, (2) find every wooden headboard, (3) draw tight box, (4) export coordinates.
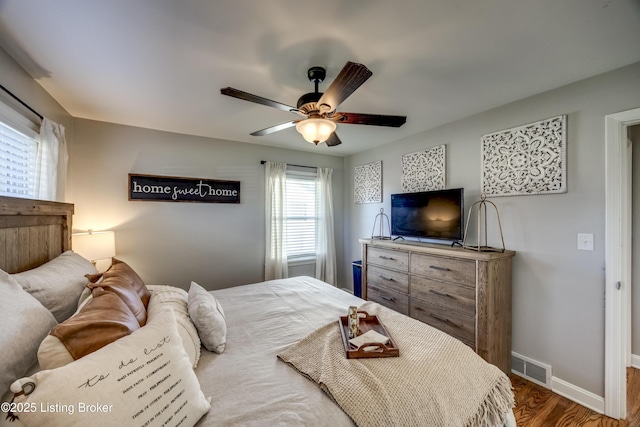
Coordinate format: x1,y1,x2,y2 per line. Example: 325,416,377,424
0,196,73,273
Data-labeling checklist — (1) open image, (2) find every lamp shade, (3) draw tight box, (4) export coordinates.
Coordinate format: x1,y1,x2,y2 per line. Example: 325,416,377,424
295,118,336,144
72,230,116,262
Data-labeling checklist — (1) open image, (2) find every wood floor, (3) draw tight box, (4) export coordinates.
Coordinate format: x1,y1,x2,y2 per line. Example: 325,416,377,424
511,368,640,426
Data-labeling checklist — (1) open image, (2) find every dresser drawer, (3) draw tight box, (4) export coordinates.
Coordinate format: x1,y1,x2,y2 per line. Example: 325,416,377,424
410,253,475,286
367,265,409,294
367,247,409,272
410,276,475,316
410,298,475,344
367,283,409,315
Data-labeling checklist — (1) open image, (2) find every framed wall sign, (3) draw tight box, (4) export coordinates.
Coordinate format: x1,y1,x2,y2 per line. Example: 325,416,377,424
129,174,240,203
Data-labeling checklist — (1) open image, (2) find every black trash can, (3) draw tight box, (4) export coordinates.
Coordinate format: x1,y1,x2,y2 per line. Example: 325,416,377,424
352,260,362,298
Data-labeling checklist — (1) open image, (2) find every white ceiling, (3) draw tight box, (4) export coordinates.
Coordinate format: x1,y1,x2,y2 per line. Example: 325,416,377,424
1,0,639,156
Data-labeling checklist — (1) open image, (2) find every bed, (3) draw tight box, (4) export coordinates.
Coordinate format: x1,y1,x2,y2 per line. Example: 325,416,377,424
0,196,516,427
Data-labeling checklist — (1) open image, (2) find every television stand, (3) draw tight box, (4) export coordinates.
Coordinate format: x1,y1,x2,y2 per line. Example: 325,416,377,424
359,238,515,374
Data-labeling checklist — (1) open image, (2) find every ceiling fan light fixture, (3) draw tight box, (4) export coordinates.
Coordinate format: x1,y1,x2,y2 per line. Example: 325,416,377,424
221,62,405,147
295,118,336,145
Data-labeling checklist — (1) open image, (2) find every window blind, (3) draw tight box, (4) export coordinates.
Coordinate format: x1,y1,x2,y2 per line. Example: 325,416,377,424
285,171,317,258
0,120,37,198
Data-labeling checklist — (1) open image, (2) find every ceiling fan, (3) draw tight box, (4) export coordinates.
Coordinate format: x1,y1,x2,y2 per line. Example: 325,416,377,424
220,61,407,147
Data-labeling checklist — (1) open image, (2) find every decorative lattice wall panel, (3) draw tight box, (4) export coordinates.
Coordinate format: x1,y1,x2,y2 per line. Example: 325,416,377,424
401,145,446,193
354,160,382,203
482,115,567,196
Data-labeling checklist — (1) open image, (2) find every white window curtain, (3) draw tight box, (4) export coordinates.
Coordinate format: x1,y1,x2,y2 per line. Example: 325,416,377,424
35,118,68,201
264,161,288,280
315,167,336,285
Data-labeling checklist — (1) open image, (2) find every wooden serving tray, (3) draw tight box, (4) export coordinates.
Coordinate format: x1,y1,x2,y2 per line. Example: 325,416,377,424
338,311,399,359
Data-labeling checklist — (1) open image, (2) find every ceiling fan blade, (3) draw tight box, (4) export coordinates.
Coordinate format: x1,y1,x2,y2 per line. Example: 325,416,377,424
250,121,298,136
221,87,304,115
317,62,373,113
325,132,342,147
330,112,406,127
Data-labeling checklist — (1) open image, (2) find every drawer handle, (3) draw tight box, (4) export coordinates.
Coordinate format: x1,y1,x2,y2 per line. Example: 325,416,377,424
379,294,396,302
429,289,452,298
379,275,395,282
429,265,451,272
428,313,460,329
378,255,395,261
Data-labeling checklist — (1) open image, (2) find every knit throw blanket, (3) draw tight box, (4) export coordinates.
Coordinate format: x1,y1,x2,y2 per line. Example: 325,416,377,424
278,302,514,427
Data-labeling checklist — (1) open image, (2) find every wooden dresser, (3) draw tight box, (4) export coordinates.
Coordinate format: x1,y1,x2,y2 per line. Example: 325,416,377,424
360,238,515,373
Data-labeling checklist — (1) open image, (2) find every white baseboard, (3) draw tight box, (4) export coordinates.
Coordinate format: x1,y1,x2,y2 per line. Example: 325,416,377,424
513,352,640,415
632,354,640,369
537,357,640,415
550,376,605,414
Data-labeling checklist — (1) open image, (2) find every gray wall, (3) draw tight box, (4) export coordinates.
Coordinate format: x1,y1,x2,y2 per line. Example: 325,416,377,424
632,124,640,358
343,62,640,397
68,119,346,290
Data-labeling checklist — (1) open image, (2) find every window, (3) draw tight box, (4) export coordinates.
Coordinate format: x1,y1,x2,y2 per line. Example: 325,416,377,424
285,170,317,259
0,120,38,198
0,97,41,199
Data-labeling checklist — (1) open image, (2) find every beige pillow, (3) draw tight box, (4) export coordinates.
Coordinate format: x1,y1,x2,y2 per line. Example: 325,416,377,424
188,281,226,353
0,269,57,395
36,335,74,371
39,285,201,370
10,308,211,426
11,251,97,322
38,287,140,369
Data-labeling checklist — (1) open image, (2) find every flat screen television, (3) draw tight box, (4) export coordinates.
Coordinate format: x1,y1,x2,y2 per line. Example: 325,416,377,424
391,188,464,241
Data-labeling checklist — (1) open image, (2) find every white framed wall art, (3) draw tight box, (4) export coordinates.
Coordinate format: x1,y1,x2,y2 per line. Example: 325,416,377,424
354,160,382,203
401,145,446,193
481,115,567,197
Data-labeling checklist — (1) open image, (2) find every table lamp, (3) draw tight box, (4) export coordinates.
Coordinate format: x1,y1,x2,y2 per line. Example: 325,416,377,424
72,230,116,265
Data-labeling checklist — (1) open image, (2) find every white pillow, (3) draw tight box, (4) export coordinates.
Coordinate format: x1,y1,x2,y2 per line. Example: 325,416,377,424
0,270,57,395
147,285,201,368
11,251,98,322
10,308,211,427
188,281,227,353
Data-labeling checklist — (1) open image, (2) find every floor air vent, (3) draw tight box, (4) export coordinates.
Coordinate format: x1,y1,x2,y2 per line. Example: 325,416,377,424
511,352,552,388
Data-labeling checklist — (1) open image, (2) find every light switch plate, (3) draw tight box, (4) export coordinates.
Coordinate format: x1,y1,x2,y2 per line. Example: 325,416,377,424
577,233,594,251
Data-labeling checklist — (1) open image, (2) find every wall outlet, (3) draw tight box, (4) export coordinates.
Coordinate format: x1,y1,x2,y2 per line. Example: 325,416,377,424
577,233,594,251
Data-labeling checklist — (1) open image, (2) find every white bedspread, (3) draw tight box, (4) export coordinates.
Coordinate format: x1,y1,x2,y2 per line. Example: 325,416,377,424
194,277,362,426
193,277,516,427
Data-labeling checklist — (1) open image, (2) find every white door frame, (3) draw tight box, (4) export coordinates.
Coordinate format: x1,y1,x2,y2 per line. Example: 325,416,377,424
604,107,640,419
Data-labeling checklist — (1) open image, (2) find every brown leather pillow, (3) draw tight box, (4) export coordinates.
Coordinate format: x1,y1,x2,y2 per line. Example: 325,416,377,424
84,272,103,283
49,287,140,360
86,258,151,326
